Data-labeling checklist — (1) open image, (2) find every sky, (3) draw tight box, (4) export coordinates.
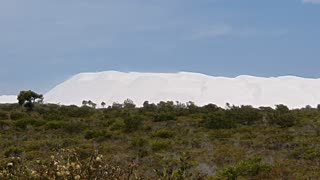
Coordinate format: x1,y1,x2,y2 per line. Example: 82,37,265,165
0,0,320,94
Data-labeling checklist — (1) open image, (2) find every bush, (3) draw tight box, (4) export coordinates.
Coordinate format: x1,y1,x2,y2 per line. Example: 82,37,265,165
226,106,262,125
204,112,236,130
153,113,177,122
42,111,65,121
304,149,320,160
4,146,24,158
45,121,66,130
123,115,143,132
152,129,175,139
268,113,297,128
0,148,142,179
215,157,272,179
62,121,87,134
110,119,125,131
0,120,11,130
10,111,29,120
0,111,8,120
14,118,46,129
84,130,112,141
150,139,171,151
131,137,147,148
61,106,94,118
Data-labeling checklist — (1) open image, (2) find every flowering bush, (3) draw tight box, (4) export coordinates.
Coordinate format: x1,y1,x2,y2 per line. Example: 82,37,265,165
0,149,141,179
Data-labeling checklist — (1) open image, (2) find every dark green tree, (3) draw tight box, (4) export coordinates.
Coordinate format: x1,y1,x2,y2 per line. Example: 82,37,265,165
89,100,97,109
17,90,43,111
82,100,88,106
275,104,290,114
123,99,136,109
101,102,106,108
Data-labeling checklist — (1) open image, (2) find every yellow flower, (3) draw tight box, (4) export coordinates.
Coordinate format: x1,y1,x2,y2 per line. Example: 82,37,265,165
75,175,81,180
31,170,37,176
7,163,13,167
95,157,102,162
65,171,70,176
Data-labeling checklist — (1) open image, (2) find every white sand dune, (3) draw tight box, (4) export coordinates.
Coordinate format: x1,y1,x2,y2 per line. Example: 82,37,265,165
41,71,320,108
0,95,17,104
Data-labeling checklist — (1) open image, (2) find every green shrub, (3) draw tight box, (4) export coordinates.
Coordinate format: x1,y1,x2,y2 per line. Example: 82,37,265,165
304,149,320,160
150,139,171,151
268,113,297,128
264,134,294,150
131,137,148,148
84,130,112,141
0,104,19,111
226,105,262,125
61,106,94,118
0,111,8,120
123,115,143,132
62,121,87,134
0,120,11,130
110,119,125,131
42,111,65,121
45,121,66,129
131,137,149,158
204,112,236,129
10,111,29,120
4,146,24,157
209,129,235,140
153,113,177,122
216,157,272,179
103,119,116,127
152,129,175,138
14,118,46,129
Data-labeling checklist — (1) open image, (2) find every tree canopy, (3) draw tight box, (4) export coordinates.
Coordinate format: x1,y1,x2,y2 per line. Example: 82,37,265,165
17,90,43,111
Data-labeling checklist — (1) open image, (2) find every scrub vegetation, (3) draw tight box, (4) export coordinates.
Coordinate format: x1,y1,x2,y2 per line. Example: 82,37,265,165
0,91,320,179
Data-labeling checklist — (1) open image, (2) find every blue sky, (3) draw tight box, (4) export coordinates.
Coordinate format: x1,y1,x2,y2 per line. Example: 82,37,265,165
1,0,320,94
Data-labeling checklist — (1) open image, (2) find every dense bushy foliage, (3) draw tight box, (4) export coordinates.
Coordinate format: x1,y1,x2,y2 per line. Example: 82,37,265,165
0,100,320,179
17,90,43,111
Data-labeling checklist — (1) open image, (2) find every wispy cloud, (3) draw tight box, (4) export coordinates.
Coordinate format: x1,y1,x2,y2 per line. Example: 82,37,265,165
186,25,287,41
302,0,320,4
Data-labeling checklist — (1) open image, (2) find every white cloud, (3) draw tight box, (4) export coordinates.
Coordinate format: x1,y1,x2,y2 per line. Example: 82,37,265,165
302,0,320,4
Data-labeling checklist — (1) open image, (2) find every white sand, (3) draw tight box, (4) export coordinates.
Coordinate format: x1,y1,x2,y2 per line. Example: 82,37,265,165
41,71,320,108
0,95,17,104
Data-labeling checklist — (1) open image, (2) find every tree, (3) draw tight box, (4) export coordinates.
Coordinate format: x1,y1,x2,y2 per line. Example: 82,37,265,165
87,100,97,109
142,101,157,112
82,100,88,106
275,104,290,114
123,99,136,109
101,102,106,108
186,101,198,113
112,102,123,109
17,90,43,111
